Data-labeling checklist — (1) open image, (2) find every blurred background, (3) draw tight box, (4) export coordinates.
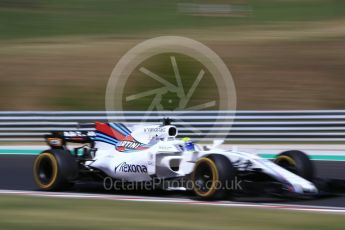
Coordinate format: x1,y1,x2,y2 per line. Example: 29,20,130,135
0,0,344,110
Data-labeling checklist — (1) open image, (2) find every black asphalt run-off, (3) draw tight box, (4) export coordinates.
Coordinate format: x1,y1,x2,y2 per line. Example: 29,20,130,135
1,155,345,207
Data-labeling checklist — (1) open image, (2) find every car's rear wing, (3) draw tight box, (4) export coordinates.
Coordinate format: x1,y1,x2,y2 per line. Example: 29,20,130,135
45,130,96,149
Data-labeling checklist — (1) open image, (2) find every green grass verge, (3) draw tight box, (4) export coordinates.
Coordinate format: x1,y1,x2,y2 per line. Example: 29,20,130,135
0,0,344,40
0,195,344,230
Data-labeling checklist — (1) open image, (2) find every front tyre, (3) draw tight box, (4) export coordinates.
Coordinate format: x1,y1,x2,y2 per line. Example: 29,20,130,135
33,150,78,191
274,150,314,181
192,155,236,200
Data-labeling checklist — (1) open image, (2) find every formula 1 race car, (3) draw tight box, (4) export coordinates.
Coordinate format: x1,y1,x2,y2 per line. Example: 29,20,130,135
33,119,319,200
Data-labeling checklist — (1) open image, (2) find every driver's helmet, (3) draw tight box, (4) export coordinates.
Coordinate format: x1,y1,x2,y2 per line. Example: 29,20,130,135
182,137,195,151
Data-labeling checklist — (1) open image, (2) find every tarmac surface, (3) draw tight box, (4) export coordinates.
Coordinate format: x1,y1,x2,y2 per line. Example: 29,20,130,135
1,154,345,208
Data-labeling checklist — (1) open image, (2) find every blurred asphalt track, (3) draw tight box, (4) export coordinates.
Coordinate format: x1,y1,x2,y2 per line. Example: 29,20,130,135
1,155,345,208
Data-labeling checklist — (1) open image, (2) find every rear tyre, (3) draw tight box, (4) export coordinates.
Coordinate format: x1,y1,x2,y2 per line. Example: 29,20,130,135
274,150,314,181
33,149,78,191
192,155,236,200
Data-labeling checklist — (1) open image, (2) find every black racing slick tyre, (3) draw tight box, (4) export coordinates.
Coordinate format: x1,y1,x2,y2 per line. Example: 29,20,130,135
33,149,78,191
191,155,236,200
274,150,314,181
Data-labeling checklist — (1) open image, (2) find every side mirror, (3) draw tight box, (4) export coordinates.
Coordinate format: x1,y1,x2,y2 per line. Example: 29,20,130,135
212,139,224,148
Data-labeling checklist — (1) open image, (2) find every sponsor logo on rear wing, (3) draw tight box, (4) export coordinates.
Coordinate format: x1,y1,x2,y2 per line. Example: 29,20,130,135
63,131,96,137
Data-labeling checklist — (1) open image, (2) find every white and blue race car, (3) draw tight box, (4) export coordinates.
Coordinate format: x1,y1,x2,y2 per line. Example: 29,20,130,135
33,119,318,200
